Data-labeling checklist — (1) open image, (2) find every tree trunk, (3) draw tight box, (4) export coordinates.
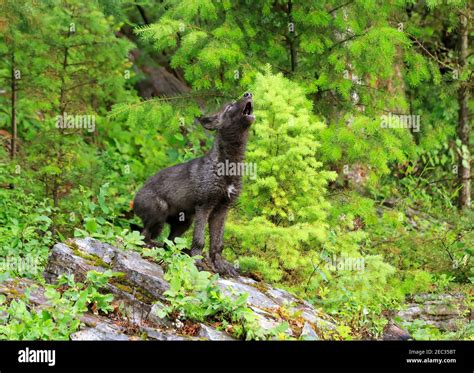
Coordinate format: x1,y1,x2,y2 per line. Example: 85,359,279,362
457,13,471,210
10,52,17,160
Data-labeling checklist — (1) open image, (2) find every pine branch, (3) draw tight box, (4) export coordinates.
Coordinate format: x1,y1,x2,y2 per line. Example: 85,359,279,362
408,33,456,71
107,92,226,118
328,0,354,14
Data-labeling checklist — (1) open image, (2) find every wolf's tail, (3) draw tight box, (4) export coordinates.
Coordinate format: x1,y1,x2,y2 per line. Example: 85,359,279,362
127,199,143,232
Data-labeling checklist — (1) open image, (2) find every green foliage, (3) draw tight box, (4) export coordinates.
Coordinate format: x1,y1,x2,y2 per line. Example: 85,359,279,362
226,71,336,285
142,238,287,340
73,183,146,251
0,166,53,279
399,318,474,341
0,0,472,341
0,271,117,340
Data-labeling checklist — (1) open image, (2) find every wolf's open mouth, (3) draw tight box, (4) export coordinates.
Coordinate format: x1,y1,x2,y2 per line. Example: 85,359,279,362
243,102,253,115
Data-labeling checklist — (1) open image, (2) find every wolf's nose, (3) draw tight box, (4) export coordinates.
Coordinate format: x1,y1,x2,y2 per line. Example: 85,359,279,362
243,92,252,98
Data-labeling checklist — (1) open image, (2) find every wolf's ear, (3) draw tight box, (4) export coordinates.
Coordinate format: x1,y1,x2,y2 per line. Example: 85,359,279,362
198,114,221,130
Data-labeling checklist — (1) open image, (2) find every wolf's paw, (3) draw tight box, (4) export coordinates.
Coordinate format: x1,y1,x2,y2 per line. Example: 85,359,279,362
144,240,163,249
210,254,240,277
194,257,214,272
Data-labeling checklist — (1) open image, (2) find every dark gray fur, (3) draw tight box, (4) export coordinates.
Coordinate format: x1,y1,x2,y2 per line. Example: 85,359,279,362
133,93,255,276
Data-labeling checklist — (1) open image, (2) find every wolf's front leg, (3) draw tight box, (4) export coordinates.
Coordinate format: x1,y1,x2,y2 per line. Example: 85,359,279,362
189,205,212,257
208,205,239,277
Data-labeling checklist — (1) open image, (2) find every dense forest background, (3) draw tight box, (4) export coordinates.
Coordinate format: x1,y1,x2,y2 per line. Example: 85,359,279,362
0,0,472,340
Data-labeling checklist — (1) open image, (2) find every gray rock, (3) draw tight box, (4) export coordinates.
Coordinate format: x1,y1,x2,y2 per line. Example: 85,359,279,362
41,237,339,340
140,326,199,341
43,239,175,329
216,276,336,336
397,305,422,319
396,293,468,332
382,321,411,340
112,249,169,300
217,277,279,309
106,283,153,324
74,237,117,265
44,243,103,284
250,307,283,331
70,323,130,341
73,237,169,300
197,324,235,340
45,238,169,301
0,278,48,306
300,323,320,340
147,301,173,328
